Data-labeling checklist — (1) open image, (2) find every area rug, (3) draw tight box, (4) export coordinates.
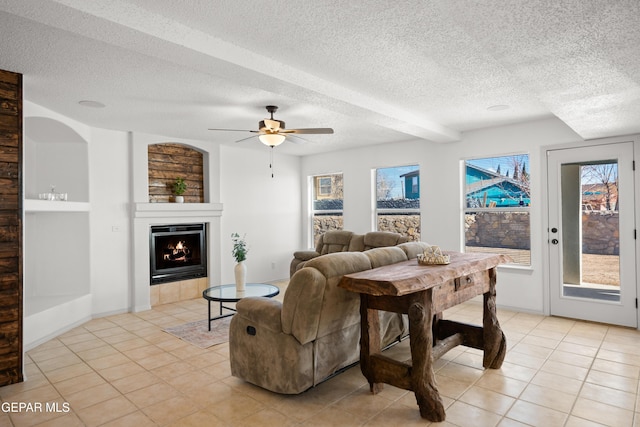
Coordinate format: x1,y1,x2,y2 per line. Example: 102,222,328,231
163,316,232,349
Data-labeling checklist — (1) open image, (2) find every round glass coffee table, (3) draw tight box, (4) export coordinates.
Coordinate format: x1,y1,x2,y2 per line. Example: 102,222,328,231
202,283,280,330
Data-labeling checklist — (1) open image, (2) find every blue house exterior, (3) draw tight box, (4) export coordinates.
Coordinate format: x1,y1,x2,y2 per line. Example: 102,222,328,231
466,164,529,207
400,170,420,199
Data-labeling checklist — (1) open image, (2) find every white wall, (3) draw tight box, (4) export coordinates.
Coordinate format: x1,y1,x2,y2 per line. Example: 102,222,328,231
220,145,301,283
301,118,584,313
89,127,131,316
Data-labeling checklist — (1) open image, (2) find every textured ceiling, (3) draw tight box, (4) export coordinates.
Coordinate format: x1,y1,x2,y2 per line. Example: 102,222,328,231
1,0,639,155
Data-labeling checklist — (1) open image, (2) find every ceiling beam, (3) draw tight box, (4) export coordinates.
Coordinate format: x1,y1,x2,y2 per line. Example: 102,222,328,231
8,0,460,143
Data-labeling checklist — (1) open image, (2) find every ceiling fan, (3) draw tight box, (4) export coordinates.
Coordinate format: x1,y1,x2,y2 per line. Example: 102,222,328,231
208,105,334,147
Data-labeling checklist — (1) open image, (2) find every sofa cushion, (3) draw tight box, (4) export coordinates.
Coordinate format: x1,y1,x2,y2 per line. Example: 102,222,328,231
283,252,372,345
365,246,408,269
362,231,408,250
317,230,354,255
347,234,365,251
397,241,431,260
305,250,372,279
281,267,327,344
292,250,319,261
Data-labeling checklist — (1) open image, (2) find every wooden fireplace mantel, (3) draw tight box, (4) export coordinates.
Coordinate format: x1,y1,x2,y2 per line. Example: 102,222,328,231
134,202,223,218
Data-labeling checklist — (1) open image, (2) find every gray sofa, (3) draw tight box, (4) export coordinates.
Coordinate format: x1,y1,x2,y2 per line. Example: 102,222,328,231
229,241,429,394
290,230,410,277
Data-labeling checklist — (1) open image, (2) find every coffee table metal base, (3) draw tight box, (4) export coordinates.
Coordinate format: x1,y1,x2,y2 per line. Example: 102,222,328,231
202,283,280,331
206,302,236,330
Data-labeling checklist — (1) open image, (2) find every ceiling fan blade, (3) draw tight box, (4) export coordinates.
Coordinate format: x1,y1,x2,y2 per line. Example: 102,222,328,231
286,134,311,144
208,128,258,133
281,128,334,134
235,134,259,143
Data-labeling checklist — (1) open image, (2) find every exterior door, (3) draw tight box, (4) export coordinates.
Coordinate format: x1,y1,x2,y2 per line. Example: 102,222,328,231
547,142,637,327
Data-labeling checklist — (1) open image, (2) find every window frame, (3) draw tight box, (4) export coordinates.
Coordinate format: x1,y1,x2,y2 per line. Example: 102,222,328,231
374,165,420,240
310,172,344,247
463,153,531,266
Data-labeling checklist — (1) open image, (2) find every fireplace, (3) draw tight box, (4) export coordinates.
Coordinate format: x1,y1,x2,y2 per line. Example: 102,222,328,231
150,223,207,284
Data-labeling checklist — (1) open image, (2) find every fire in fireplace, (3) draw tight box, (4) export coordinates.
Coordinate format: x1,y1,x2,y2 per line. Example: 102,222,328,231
150,223,207,284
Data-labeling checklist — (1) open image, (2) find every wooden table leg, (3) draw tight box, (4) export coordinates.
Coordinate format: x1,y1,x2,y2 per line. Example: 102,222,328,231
408,295,446,421
360,295,384,393
483,267,507,369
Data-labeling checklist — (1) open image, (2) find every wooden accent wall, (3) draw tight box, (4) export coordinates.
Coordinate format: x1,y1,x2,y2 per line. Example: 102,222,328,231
0,69,23,386
148,143,204,203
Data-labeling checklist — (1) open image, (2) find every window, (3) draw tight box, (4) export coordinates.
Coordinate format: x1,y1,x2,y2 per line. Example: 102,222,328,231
312,173,343,244
317,177,332,196
464,154,530,265
375,165,420,241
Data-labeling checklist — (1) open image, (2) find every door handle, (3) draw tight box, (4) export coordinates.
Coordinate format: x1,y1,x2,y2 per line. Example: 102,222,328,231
551,239,559,245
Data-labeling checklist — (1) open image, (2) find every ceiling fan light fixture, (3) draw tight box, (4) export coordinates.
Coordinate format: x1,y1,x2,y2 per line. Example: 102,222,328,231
259,133,286,147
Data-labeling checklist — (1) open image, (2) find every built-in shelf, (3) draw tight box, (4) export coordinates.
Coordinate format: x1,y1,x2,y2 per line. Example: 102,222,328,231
24,199,90,212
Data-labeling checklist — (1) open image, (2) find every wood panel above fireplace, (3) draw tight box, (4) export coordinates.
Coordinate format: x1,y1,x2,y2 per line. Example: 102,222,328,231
148,143,204,203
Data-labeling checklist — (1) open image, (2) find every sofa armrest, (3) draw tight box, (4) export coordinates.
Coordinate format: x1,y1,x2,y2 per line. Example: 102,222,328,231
235,297,283,332
293,250,320,261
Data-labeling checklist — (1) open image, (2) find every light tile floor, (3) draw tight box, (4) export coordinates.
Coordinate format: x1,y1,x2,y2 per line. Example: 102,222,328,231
1,287,640,426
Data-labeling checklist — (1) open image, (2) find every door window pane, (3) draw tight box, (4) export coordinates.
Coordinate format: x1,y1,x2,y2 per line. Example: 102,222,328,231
562,161,619,300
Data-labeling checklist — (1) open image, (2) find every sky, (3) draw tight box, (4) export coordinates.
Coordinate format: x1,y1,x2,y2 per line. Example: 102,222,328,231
375,156,534,200
376,165,419,199
466,155,530,178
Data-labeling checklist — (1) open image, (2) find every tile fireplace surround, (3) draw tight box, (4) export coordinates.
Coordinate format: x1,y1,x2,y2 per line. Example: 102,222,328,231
133,203,223,312
150,277,209,306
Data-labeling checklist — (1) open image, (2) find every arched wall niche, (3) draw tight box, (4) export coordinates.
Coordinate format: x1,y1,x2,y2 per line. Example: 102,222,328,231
147,142,205,203
24,116,89,202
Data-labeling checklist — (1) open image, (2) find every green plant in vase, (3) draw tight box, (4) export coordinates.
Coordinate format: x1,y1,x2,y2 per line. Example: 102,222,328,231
231,233,248,262
173,177,187,203
231,233,248,292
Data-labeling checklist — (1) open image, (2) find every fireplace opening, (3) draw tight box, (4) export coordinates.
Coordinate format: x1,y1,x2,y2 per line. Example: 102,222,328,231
150,223,207,284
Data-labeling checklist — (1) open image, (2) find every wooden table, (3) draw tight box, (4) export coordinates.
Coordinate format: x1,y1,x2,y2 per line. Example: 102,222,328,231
339,251,510,421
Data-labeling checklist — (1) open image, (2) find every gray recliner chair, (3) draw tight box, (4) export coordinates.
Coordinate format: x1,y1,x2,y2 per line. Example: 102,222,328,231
229,241,429,394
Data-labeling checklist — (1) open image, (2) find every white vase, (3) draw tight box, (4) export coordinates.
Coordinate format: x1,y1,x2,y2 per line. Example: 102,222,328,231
234,261,246,293
174,195,184,203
